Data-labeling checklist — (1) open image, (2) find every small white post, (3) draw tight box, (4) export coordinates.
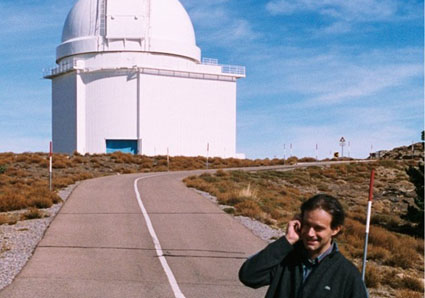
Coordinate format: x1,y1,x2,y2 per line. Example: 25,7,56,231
283,144,286,160
348,141,351,158
362,168,375,281
315,143,318,160
167,147,170,171
206,143,209,169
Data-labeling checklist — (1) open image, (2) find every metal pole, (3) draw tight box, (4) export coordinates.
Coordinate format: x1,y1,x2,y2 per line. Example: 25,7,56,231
49,141,53,191
167,147,170,171
348,141,351,158
361,168,375,281
206,143,209,169
315,144,318,160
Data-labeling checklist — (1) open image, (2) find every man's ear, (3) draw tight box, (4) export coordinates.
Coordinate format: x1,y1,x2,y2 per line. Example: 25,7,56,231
331,225,341,237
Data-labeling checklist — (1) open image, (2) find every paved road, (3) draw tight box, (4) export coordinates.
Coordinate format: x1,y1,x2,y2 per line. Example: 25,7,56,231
0,171,268,298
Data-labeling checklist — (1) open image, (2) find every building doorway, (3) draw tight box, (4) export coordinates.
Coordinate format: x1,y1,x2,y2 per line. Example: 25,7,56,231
106,140,138,154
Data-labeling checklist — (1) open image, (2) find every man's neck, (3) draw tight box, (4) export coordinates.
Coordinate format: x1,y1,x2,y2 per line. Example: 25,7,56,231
308,242,333,261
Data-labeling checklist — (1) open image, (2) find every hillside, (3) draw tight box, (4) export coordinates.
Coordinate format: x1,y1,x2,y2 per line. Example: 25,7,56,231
184,159,424,297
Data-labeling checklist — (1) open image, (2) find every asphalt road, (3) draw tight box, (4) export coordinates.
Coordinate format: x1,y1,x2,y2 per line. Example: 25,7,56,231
0,171,268,298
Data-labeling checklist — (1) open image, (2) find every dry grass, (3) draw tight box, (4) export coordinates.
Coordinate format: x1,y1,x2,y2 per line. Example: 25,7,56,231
365,264,380,288
21,207,45,220
395,289,424,298
184,160,424,295
0,213,18,225
0,152,286,220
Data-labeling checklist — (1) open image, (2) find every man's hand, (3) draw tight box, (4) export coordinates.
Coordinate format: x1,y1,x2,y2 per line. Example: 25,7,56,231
285,216,301,245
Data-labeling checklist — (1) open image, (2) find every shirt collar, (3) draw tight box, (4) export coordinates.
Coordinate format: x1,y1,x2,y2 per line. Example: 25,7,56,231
303,241,338,266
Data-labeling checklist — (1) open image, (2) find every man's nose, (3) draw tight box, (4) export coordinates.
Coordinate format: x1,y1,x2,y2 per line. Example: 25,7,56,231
307,227,315,236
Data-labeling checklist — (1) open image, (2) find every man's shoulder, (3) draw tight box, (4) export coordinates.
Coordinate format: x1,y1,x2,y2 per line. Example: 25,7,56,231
331,251,363,276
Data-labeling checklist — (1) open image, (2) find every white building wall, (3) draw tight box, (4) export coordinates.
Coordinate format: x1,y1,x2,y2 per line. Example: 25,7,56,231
52,73,77,153
83,71,138,153
139,74,236,157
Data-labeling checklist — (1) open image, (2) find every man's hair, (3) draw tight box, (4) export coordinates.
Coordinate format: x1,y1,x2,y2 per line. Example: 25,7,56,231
301,194,345,229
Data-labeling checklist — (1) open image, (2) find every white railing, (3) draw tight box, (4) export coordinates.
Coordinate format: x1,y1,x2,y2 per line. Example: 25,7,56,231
201,58,218,65
221,64,245,76
201,57,245,76
43,60,79,78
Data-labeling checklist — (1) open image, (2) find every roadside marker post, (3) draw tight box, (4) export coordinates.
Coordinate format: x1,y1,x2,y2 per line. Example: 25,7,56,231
206,143,209,169
361,168,375,281
167,147,170,171
49,141,53,191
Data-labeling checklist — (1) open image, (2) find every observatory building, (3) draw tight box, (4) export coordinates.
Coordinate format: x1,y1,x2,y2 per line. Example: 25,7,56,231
44,0,245,158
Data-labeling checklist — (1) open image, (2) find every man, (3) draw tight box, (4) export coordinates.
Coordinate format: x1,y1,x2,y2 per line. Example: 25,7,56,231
239,194,368,298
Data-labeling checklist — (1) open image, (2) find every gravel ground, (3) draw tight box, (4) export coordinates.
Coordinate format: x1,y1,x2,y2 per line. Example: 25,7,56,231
0,183,78,291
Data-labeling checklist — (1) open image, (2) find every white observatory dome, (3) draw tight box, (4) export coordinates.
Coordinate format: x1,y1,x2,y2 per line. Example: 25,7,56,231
57,0,201,62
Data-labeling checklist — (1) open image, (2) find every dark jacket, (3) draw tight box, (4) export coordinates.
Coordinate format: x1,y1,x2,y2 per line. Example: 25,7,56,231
239,237,368,298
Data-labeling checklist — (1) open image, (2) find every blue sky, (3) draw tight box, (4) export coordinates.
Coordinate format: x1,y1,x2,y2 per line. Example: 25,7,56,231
0,0,423,159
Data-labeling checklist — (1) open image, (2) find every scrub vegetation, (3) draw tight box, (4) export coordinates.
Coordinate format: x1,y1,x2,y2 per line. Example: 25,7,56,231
184,160,424,298
0,151,286,215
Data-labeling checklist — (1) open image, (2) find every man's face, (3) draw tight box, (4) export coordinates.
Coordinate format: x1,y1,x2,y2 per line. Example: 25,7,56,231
300,208,341,259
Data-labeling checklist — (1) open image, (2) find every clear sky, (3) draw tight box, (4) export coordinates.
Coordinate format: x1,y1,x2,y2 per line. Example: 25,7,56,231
0,0,423,159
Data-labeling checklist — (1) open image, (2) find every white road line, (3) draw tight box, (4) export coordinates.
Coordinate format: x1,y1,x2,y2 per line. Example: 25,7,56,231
134,175,186,298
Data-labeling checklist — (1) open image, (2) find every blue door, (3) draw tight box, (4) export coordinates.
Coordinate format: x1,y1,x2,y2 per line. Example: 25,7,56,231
106,140,138,154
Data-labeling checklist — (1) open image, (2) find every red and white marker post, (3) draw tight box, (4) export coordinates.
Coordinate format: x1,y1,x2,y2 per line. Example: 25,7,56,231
49,141,53,191
361,168,375,281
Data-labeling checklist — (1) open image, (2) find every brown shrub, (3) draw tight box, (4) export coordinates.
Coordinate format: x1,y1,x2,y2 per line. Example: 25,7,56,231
0,191,27,212
0,214,17,225
399,276,425,292
215,169,228,177
368,225,398,250
286,157,298,165
21,207,44,220
53,177,75,188
53,160,68,169
298,157,316,163
235,200,262,220
371,213,401,229
384,248,418,269
322,168,338,179
28,186,62,205
395,289,423,298
364,264,380,288
367,245,390,261
27,154,44,164
15,155,28,163
402,236,424,255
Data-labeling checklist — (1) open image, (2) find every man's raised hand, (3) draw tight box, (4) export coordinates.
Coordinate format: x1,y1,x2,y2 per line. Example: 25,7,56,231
285,216,301,245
